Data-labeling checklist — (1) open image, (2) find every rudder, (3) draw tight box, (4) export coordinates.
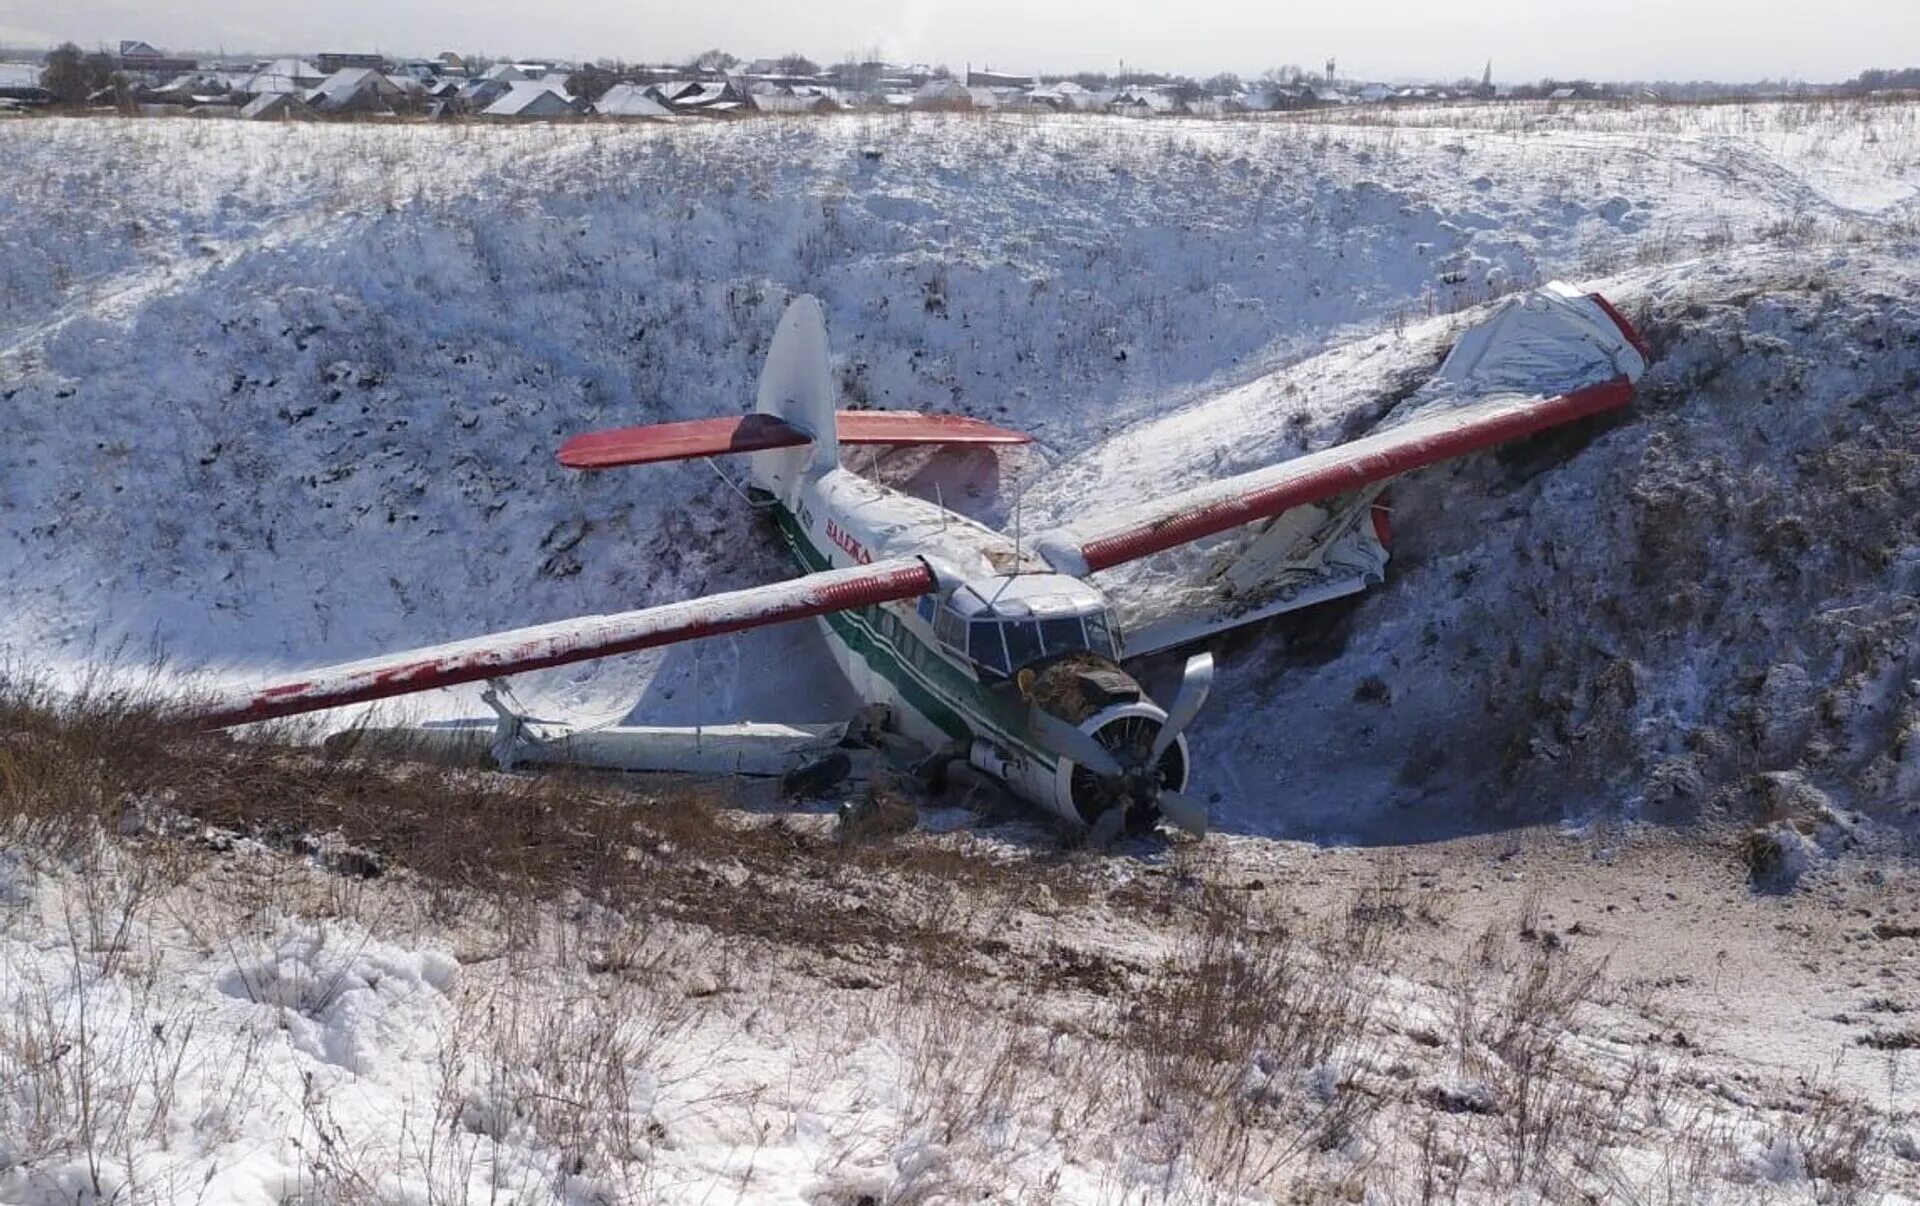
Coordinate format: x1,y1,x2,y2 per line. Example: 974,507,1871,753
751,295,839,499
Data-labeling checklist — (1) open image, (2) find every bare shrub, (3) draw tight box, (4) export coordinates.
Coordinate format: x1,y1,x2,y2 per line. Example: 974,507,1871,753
1122,887,1382,1190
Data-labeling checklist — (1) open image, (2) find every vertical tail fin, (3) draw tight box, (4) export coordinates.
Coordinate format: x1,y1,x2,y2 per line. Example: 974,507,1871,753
750,295,839,498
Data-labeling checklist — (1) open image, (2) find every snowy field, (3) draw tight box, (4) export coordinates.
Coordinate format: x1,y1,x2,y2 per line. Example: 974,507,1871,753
5,101,1920,1201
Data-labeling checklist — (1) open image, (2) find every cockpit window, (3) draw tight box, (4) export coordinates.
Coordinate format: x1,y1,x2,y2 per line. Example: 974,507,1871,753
940,585,1122,678
934,608,965,651
1083,611,1114,657
1002,620,1045,669
969,620,1009,674
1039,617,1086,658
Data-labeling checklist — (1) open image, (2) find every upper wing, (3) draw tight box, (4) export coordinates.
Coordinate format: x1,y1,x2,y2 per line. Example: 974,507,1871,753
195,559,936,728
1035,285,1647,577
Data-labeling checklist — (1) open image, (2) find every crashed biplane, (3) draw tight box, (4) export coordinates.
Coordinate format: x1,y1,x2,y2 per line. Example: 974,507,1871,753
197,284,1648,842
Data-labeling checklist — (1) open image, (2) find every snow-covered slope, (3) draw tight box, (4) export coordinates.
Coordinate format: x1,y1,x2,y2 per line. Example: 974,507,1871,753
3,106,1918,837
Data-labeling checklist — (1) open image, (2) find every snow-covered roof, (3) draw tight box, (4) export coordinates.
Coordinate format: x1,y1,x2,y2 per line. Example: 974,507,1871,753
308,67,402,106
915,78,969,101
481,81,576,118
594,84,671,118
239,91,313,120
0,63,43,89
1111,90,1174,113
483,64,528,82
245,58,322,93
670,82,735,107
119,40,162,59
752,92,837,114
1057,89,1112,111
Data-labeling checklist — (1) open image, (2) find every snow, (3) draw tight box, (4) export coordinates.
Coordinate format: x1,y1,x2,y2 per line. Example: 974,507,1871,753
0,844,1238,1205
2,102,1920,844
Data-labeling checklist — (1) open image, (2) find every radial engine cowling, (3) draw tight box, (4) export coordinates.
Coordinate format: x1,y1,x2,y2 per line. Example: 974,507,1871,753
971,655,1192,836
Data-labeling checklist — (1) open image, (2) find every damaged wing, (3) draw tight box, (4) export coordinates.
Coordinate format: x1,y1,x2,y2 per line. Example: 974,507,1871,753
1034,284,1648,655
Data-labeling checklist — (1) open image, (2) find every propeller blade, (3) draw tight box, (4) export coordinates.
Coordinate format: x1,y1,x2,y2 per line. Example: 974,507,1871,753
1155,789,1210,837
1029,707,1125,778
1086,806,1127,848
1149,652,1215,762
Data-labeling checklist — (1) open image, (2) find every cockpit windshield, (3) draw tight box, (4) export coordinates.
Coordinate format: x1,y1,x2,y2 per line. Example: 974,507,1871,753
940,576,1120,678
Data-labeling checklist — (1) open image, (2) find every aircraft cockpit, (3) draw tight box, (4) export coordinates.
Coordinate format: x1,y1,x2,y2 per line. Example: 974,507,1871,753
930,575,1120,678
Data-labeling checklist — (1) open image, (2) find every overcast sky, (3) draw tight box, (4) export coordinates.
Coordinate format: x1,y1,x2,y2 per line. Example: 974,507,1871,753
2,0,1914,82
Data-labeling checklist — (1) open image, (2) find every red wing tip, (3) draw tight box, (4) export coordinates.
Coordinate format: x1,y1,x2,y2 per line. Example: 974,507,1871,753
1587,293,1652,362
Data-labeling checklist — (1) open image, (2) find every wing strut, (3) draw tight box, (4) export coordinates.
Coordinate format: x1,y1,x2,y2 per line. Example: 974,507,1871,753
196,558,937,728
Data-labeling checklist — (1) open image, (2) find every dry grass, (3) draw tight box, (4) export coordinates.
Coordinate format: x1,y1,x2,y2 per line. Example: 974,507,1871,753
2,681,1912,1201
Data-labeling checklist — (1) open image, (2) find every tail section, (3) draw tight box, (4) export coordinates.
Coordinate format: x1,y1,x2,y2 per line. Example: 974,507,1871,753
555,294,1031,477
751,295,839,498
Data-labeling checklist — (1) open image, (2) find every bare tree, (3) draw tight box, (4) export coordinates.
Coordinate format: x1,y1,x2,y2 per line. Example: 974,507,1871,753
41,43,113,107
567,63,618,102
685,48,737,75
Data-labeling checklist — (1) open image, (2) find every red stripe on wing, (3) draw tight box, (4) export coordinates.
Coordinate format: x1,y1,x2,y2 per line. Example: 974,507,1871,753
1066,378,1634,575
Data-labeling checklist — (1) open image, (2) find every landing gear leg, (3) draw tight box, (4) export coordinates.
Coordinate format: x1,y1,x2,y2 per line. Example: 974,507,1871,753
480,678,539,769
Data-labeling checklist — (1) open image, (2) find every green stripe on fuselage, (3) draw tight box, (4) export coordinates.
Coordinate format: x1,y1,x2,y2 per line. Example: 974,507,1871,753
771,503,1052,766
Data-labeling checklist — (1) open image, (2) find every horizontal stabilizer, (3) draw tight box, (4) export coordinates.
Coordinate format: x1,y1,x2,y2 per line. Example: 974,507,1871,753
196,559,937,728
560,410,1030,470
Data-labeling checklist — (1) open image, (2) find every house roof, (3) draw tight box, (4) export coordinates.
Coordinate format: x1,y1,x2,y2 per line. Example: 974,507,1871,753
915,78,968,99
245,58,322,92
240,91,313,119
309,67,403,107
483,64,528,82
594,84,671,117
0,63,43,89
481,81,576,117
120,41,162,59
670,81,736,106
752,92,836,114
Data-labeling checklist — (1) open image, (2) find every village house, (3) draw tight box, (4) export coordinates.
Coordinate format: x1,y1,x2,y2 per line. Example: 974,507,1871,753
593,83,672,118
911,77,972,108
316,52,386,74
480,80,580,119
967,68,1034,88
115,41,198,83
239,91,316,121
307,66,406,115
243,58,324,96
0,62,50,108
751,90,841,115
